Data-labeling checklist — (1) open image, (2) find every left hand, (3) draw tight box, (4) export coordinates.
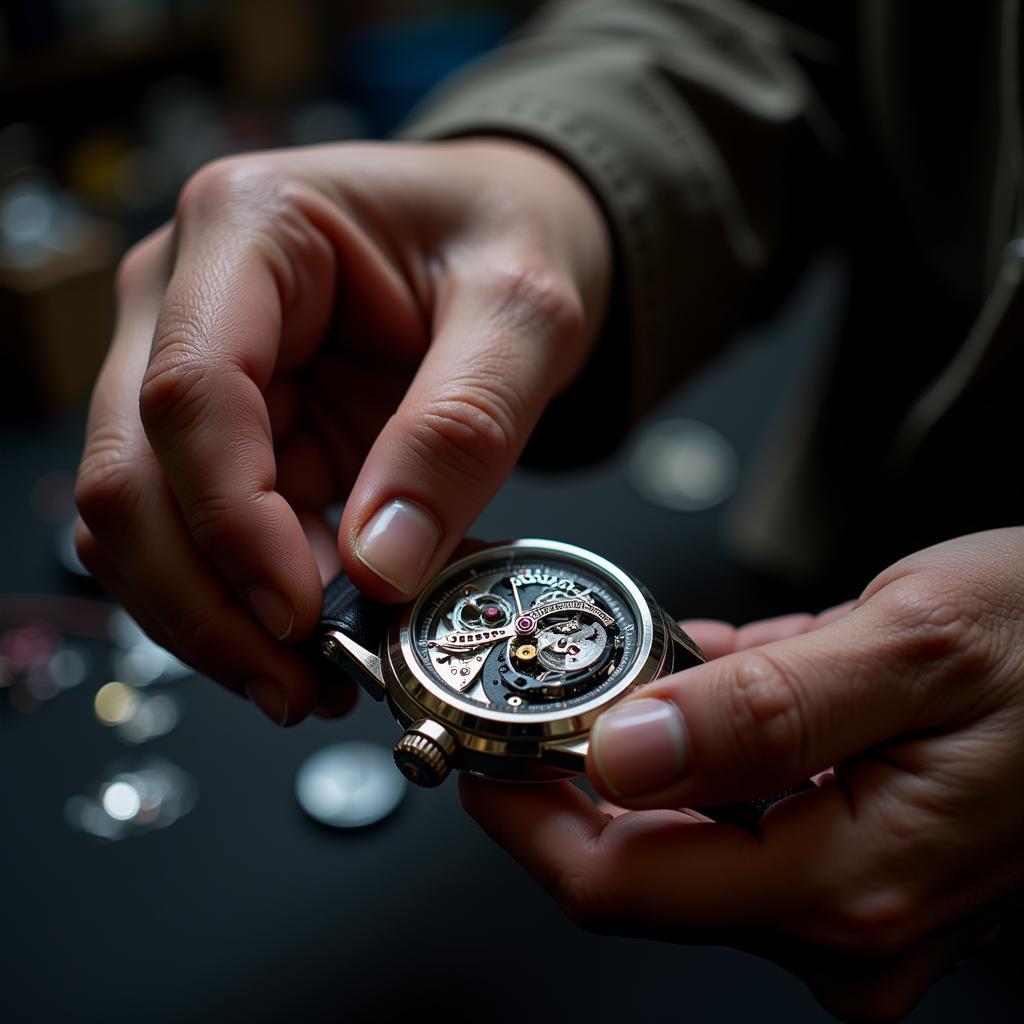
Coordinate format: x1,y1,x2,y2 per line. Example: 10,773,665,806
459,528,1024,1022
72,139,610,724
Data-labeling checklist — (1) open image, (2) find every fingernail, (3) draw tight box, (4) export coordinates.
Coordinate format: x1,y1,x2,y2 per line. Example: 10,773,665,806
245,679,289,726
355,498,439,594
590,697,689,799
246,585,294,640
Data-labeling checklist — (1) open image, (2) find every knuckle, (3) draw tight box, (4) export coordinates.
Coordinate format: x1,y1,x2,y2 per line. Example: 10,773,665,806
168,599,225,672
411,387,520,480
553,866,612,933
176,155,279,222
138,347,209,438
187,489,255,553
821,886,921,959
478,259,585,342
876,576,998,716
75,447,142,537
726,650,809,771
880,576,979,664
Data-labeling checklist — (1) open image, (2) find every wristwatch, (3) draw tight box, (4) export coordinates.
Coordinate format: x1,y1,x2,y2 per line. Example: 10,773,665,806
316,537,707,784
315,537,807,827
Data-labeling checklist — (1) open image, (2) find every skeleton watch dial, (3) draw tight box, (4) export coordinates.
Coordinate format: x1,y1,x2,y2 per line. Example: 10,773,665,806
409,547,641,715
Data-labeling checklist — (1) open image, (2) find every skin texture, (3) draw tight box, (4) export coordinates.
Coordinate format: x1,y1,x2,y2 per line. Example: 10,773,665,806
460,528,1024,1022
75,138,1024,1021
74,139,611,723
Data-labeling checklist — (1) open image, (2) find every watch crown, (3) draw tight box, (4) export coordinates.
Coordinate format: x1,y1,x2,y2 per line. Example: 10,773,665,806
394,721,455,787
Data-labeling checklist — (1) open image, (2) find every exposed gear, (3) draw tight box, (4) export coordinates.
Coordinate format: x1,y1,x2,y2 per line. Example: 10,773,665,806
536,621,608,672
452,592,512,631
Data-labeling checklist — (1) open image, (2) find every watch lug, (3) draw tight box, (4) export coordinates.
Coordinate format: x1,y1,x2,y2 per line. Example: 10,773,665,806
665,615,707,667
541,737,588,773
321,629,386,701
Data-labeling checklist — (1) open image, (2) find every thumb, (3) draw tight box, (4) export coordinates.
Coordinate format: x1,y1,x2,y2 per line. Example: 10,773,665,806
586,584,962,809
339,258,591,600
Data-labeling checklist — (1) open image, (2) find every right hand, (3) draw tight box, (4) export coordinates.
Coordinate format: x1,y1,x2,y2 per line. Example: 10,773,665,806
74,139,611,724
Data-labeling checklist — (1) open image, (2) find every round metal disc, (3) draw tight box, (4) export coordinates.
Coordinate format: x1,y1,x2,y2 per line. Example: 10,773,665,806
627,418,738,512
295,742,406,829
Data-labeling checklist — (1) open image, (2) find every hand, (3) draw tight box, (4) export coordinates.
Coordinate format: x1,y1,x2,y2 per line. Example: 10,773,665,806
460,528,1024,1022
74,139,611,724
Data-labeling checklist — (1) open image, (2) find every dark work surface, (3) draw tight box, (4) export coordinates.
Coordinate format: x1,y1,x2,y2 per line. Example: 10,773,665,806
1,258,1021,1023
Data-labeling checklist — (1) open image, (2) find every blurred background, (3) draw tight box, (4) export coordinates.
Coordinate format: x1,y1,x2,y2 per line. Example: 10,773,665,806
0,0,540,420
1,2,1021,1022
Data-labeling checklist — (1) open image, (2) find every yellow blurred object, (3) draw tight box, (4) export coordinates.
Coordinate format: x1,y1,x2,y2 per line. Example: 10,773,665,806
65,132,133,208
94,681,139,726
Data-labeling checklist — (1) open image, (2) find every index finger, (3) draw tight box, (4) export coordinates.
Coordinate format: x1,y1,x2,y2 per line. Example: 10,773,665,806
138,163,337,642
458,774,818,938
76,225,331,721
679,601,858,661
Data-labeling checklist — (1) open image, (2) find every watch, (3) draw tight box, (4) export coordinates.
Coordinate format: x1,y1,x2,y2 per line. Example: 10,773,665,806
315,537,804,826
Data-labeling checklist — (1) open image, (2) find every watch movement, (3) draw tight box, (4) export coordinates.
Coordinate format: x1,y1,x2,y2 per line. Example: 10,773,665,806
317,538,705,788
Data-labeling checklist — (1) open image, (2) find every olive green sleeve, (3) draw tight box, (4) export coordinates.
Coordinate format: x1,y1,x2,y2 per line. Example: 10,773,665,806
396,0,843,460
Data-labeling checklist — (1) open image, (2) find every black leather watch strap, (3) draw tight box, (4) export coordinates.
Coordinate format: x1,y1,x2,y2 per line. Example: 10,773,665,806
313,570,398,700
699,782,816,832
320,570,395,653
